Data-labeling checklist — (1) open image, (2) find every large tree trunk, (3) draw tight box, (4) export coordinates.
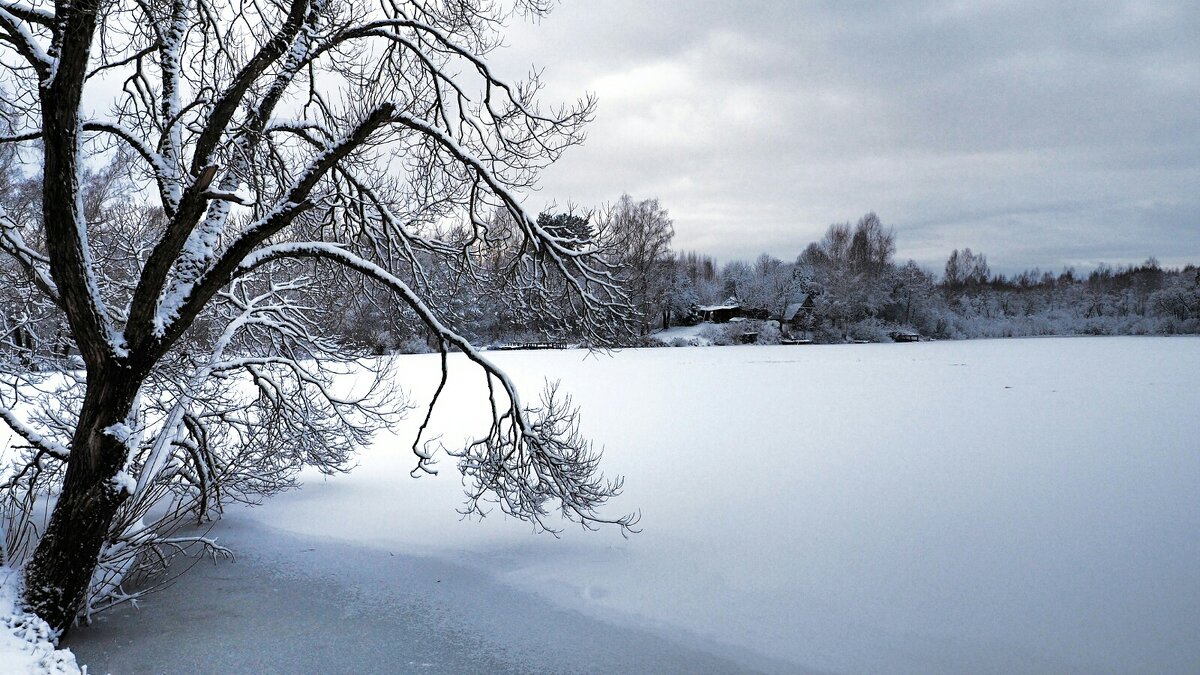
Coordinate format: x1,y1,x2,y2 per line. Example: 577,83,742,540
23,366,140,635
19,0,126,636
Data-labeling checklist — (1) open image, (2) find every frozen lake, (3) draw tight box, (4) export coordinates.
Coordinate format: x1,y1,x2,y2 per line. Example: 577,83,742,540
68,337,1200,673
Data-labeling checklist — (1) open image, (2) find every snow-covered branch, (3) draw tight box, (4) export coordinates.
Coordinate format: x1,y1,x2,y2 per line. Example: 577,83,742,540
0,4,52,78
0,406,68,462
235,241,635,532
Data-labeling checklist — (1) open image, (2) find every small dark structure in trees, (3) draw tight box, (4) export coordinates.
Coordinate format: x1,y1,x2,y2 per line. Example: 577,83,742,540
492,341,574,351
696,301,741,323
889,330,921,342
780,295,817,337
736,330,759,344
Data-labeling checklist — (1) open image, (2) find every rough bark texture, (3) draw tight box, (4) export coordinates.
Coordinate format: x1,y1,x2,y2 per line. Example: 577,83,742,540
24,364,141,635
21,0,127,636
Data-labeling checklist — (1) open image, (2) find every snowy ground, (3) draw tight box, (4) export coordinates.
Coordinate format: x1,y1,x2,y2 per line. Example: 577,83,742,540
52,338,1200,672
0,567,81,674
648,323,714,345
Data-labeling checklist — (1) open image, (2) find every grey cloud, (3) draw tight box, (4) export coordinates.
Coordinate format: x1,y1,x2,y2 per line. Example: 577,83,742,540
495,1,1200,272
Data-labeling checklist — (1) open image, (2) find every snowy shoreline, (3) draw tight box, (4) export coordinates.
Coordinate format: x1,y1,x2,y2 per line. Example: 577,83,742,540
65,517,796,674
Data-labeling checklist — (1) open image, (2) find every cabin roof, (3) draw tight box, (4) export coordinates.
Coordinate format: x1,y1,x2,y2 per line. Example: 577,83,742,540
782,296,814,321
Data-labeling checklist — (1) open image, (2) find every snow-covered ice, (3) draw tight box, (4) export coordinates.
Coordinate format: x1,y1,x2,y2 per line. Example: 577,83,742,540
54,337,1200,672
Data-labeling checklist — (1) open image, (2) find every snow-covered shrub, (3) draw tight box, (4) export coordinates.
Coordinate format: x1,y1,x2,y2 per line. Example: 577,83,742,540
696,320,768,346
847,319,892,343
396,337,434,354
697,323,738,346
814,325,847,343
1080,315,1117,335
755,321,782,345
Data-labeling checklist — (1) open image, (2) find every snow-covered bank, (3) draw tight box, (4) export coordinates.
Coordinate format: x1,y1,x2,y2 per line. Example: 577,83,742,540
65,337,1200,672
647,323,714,345
0,568,82,674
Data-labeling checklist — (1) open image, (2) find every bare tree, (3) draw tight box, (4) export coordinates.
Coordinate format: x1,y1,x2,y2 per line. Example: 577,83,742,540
888,260,935,328
944,248,990,287
847,212,895,274
799,214,897,335
597,195,675,334
0,0,636,634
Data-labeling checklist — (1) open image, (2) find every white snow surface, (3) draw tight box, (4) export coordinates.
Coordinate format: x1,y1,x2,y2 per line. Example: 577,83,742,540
192,337,1200,673
45,338,1200,672
0,568,83,674
649,322,714,345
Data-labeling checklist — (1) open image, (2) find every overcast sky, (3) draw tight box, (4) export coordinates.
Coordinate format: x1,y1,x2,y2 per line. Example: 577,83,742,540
491,1,1199,274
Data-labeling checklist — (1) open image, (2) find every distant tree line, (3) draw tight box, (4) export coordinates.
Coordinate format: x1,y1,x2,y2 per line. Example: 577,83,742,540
692,216,1198,343
4,162,1196,355
696,216,1200,343
322,204,1200,348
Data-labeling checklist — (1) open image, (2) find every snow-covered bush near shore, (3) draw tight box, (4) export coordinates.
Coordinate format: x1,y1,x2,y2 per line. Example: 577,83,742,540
0,568,82,674
696,320,782,346
696,322,738,346
754,320,783,344
845,318,892,343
